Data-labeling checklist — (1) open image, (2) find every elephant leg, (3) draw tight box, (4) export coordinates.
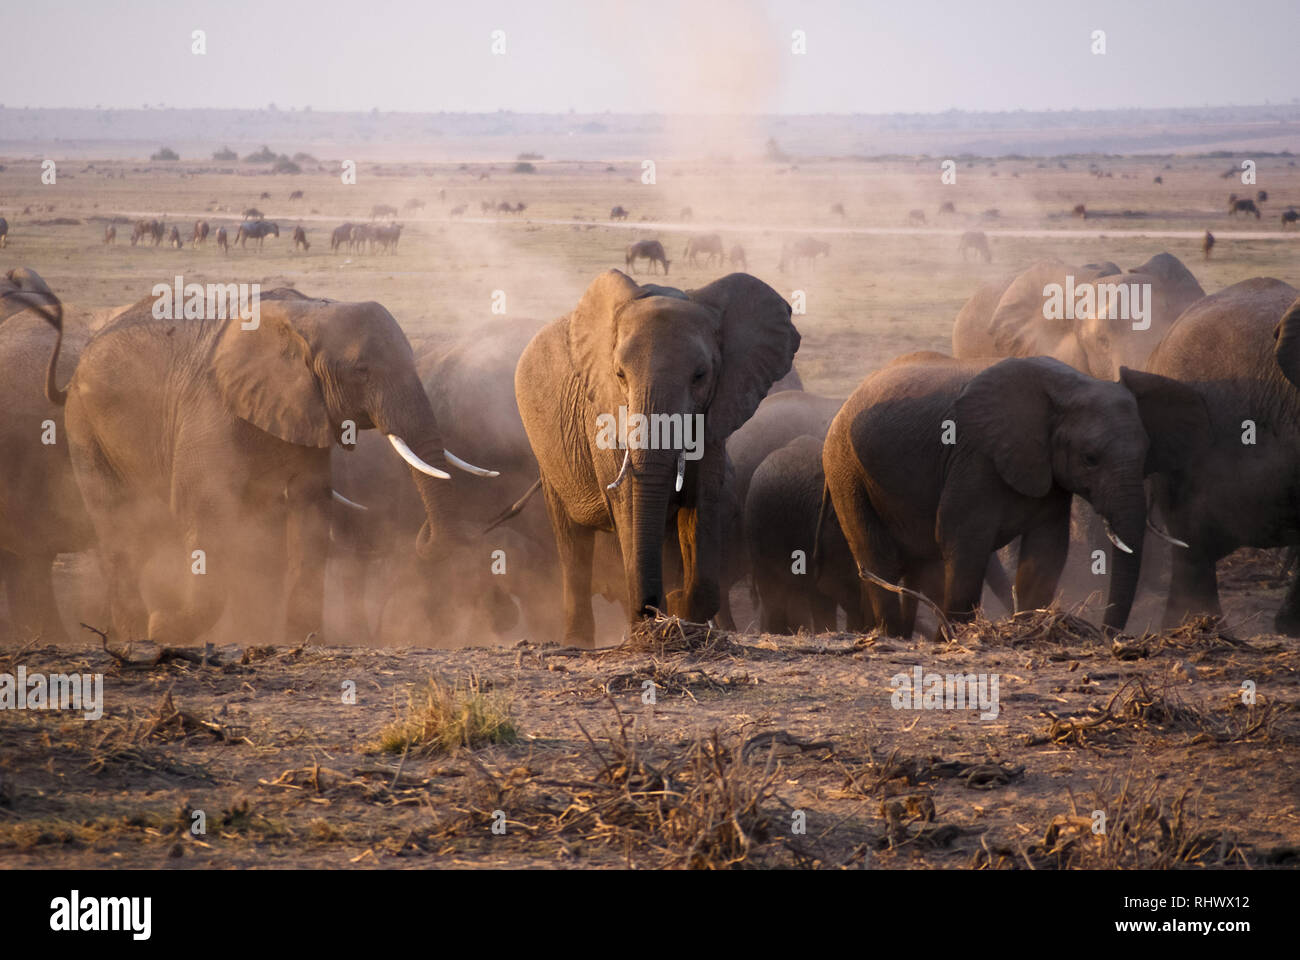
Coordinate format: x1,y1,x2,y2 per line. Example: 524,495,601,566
1273,562,1300,636
1013,517,1070,611
674,503,722,623
827,479,903,633
146,515,231,646
1164,549,1222,628
0,551,69,643
810,592,837,634
983,553,1014,614
284,477,331,644
904,560,946,640
542,485,596,647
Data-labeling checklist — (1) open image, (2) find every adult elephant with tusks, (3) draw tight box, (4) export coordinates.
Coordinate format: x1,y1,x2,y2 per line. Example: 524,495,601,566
516,270,800,646
63,288,502,647
822,354,1208,638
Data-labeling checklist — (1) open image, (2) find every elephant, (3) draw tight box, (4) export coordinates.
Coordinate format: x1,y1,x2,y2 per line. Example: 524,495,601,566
1146,277,1300,633
822,354,1208,638
330,318,553,644
952,253,1205,382
0,269,94,642
515,270,800,646
63,288,502,647
625,240,670,275
745,434,864,634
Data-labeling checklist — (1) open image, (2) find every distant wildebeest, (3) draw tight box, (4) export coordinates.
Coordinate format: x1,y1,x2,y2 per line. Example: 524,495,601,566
1072,203,1087,219
370,204,398,220
234,219,279,250
680,206,693,221
908,208,926,224
779,237,830,271
938,201,956,216
242,207,264,220
1257,190,1268,203
1153,175,1164,184
513,202,526,215
1230,198,1261,218
350,223,376,253
683,233,724,267
831,202,846,218
192,220,210,247
331,222,354,252
958,230,992,263
449,204,466,217
1282,209,1299,229
404,198,426,211
496,201,513,214
728,243,747,271
1203,230,1215,260
625,239,670,274
480,200,494,214
215,226,229,253
259,191,271,200
610,205,629,221
289,190,304,201
130,219,150,246
151,220,165,245
167,225,183,249
292,225,310,251
103,224,116,245
374,223,402,252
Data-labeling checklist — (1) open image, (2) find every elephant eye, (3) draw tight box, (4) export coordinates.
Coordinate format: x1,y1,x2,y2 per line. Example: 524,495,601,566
692,367,706,383
1083,451,1100,467
616,369,626,382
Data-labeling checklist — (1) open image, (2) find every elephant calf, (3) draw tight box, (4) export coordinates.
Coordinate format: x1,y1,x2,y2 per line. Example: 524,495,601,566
822,354,1207,637
745,435,863,634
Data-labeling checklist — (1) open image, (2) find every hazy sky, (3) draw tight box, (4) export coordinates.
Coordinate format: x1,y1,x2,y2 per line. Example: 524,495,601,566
3,0,1296,114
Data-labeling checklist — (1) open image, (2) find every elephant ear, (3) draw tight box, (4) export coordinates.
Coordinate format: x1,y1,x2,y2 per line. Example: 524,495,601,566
1118,366,1211,474
567,269,641,400
688,273,800,437
989,259,1077,360
212,303,333,447
954,358,1057,498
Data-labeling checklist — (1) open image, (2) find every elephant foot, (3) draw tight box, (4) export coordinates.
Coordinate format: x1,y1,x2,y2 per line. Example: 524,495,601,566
1273,609,1300,637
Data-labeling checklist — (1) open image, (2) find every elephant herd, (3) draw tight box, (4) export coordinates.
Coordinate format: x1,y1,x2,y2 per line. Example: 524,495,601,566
4,249,1300,652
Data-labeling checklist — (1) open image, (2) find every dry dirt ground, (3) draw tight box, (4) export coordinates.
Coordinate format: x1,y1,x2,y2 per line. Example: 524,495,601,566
1,550,1296,870
1,154,1299,868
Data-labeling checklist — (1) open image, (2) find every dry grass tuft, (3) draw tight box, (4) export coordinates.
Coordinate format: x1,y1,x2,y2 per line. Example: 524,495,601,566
374,673,518,756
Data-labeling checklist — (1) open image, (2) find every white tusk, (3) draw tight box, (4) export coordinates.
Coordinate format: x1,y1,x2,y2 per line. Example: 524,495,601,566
675,451,685,492
332,490,368,511
1104,520,1134,555
443,449,499,478
606,450,630,490
388,434,451,479
1147,516,1188,549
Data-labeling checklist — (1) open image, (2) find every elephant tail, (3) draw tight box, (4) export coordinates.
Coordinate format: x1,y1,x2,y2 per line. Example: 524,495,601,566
1,269,67,405
811,482,832,582
484,477,542,533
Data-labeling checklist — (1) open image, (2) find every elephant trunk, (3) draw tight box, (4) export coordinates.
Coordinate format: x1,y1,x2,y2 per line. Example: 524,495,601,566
622,452,677,622
1098,485,1147,632
1274,299,1300,389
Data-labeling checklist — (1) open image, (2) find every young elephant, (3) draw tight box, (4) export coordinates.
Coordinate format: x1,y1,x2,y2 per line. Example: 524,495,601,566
64,289,499,647
745,435,863,634
516,270,799,646
822,355,1207,637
